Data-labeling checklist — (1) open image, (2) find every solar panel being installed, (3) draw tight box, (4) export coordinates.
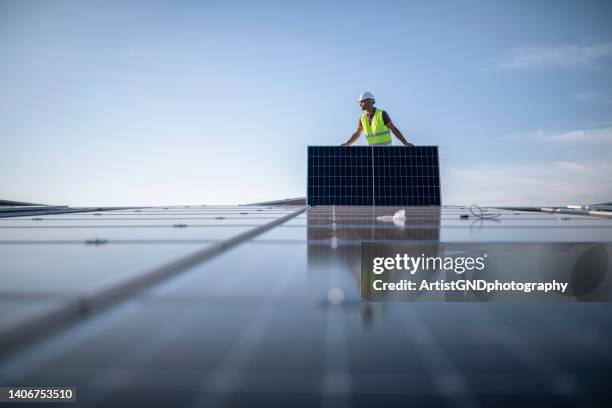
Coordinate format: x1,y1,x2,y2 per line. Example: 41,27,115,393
307,146,440,206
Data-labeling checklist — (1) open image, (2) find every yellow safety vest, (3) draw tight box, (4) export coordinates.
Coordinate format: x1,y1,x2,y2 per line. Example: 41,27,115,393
361,108,392,146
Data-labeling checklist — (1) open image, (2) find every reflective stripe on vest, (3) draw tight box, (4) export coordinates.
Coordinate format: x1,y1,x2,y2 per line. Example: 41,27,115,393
361,108,392,146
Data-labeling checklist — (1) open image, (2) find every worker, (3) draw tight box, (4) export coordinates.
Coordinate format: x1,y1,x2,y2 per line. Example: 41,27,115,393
342,91,413,146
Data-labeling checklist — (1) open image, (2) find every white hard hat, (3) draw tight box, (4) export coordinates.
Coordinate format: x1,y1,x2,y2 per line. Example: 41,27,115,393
358,91,375,102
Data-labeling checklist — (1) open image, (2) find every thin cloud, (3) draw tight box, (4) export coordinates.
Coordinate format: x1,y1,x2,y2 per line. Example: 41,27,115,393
444,160,612,206
499,41,612,70
547,127,612,143
573,92,611,104
510,126,612,144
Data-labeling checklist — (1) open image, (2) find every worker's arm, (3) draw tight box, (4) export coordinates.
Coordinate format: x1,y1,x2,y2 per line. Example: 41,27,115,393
387,122,413,146
342,125,362,146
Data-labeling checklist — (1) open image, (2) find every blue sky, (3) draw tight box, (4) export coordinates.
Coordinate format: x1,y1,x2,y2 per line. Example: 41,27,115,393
1,0,611,206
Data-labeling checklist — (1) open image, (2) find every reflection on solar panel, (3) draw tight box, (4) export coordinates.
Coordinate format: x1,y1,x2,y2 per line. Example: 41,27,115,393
307,146,440,206
0,205,308,350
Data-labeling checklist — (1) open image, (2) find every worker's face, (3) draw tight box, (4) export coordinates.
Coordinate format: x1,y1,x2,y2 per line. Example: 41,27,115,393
359,99,374,111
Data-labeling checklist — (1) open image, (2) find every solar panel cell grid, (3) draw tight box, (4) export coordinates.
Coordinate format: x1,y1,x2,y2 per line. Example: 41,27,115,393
307,146,440,206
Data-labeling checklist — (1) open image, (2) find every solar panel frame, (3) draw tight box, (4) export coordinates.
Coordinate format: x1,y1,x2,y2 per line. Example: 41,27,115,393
307,146,440,206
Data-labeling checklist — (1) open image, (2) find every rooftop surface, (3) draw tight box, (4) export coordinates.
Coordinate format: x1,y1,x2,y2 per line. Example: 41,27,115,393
1,205,611,406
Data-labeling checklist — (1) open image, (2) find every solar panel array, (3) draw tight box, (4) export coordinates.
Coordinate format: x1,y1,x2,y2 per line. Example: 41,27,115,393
3,206,612,406
307,146,440,206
